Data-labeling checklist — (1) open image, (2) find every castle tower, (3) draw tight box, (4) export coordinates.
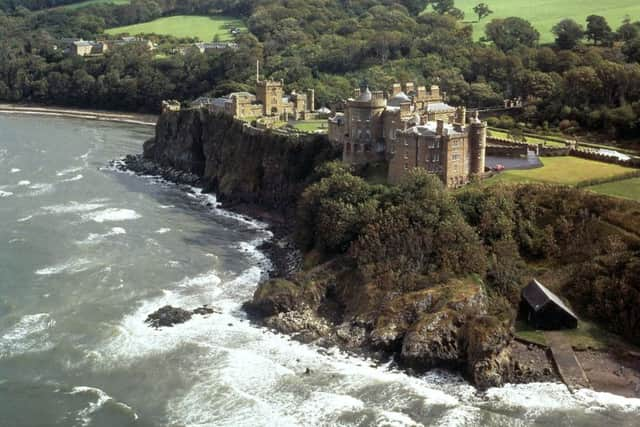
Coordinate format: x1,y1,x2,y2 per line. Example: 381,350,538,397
469,114,487,175
256,79,284,117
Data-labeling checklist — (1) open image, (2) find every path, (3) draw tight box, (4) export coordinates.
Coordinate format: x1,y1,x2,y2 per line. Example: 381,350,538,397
545,331,590,391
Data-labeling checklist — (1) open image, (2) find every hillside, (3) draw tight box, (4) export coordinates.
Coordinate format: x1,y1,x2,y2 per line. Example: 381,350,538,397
452,0,640,42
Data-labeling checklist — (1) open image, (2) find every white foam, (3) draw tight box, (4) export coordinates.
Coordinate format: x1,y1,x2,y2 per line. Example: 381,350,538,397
42,201,106,215
17,215,33,223
574,388,640,413
0,313,55,359
79,227,127,245
35,258,93,276
17,180,31,186
25,182,54,196
56,166,83,177
10,168,21,173
69,386,138,426
82,208,142,223
61,174,83,183
155,228,171,234
0,190,13,197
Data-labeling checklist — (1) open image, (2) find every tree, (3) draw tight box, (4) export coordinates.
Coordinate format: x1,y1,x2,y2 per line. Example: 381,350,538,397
430,0,454,15
622,37,640,63
552,19,584,49
585,15,612,45
473,3,492,21
485,17,540,51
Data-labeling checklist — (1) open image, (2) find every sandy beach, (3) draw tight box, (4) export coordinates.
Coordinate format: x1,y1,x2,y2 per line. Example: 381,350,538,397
0,103,158,126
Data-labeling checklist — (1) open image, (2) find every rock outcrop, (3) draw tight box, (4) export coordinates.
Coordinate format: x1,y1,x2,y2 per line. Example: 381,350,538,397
246,260,513,388
145,305,218,328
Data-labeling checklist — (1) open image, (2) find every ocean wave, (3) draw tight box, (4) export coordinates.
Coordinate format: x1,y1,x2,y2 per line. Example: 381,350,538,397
42,201,106,215
17,215,33,223
17,180,31,186
25,182,54,196
61,174,83,183
69,386,138,426
35,258,93,276
79,227,127,245
0,313,55,359
155,227,171,234
10,168,21,173
56,166,84,177
0,190,13,197
81,208,142,223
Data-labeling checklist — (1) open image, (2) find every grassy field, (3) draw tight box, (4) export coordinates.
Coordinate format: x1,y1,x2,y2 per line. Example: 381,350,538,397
487,156,636,186
105,15,245,41
289,120,328,133
445,0,640,43
587,177,640,201
61,0,129,9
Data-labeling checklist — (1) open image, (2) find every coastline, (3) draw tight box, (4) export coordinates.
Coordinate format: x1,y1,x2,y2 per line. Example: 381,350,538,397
0,103,157,126
116,154,640,400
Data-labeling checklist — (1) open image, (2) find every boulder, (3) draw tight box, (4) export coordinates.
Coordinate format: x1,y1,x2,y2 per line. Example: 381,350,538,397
145,306,192,328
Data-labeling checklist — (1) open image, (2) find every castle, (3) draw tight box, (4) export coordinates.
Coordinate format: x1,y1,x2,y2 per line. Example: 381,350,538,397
203,62,315,121
328,82,487,188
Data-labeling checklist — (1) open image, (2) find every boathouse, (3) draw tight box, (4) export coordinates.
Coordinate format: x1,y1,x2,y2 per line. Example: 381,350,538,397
520,279,578,330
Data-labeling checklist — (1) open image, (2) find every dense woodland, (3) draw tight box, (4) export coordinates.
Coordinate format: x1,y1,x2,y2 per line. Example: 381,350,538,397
296,163,640,344
1,0,640,139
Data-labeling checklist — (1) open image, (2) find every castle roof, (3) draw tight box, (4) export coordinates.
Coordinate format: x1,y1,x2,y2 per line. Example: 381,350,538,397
356,87,372,102
426,101,456,112
387,91,411,107
407,121,464,137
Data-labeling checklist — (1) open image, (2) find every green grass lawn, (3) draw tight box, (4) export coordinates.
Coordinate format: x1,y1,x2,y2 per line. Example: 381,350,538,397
289,120,328,133
105,15,245,41
515,320,547,346
587,177,640,202
486,156,636,186
61,0,130,9
516,319,630,351
440,0,640,43
488,129,567,148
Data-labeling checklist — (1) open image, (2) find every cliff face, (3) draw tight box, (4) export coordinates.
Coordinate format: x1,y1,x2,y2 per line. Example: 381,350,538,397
143,109,340,217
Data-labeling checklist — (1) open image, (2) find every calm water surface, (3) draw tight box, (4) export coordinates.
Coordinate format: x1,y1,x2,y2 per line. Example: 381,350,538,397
1,114,639,426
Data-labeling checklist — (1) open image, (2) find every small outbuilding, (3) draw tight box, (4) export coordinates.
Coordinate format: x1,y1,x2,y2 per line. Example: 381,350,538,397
520,279,578,330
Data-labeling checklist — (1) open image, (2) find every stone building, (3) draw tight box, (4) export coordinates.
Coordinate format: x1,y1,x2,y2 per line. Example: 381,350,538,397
328,82,486,188
204,64,315,121
70,40,108,56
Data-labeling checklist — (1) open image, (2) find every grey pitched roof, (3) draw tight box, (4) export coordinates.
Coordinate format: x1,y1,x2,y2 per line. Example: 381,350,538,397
426,101,456,112
388,91,412,107
522,279,578,319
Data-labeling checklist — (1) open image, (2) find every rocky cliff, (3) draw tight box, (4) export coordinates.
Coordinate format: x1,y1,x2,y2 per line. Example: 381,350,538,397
143,109,340,219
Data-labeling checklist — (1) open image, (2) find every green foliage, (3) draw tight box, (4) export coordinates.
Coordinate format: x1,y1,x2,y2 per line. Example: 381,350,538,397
484,17,539,51
472,3,492,21
552,19,584,49
585,15,612,45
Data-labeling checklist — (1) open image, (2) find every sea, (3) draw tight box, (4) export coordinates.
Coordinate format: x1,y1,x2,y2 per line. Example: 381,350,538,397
1,114,639,427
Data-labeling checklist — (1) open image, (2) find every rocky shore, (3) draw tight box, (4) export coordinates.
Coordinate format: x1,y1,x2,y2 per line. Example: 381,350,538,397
116,109,563,389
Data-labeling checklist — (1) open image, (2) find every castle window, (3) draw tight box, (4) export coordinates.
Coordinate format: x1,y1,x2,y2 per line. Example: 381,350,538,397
404,163,408,170
433,152,440,162
452,153,460,161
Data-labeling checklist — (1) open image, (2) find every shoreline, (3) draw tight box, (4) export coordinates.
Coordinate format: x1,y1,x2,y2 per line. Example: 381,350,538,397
0,104,158,126
116,154,640,400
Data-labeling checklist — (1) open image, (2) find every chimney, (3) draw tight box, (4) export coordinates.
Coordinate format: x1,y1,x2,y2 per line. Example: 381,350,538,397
405,82,415,94
436,119,444,135
306,88,315,112
417,86,427,99
391,83,402,96
354,88,361,98
430,85,440,98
